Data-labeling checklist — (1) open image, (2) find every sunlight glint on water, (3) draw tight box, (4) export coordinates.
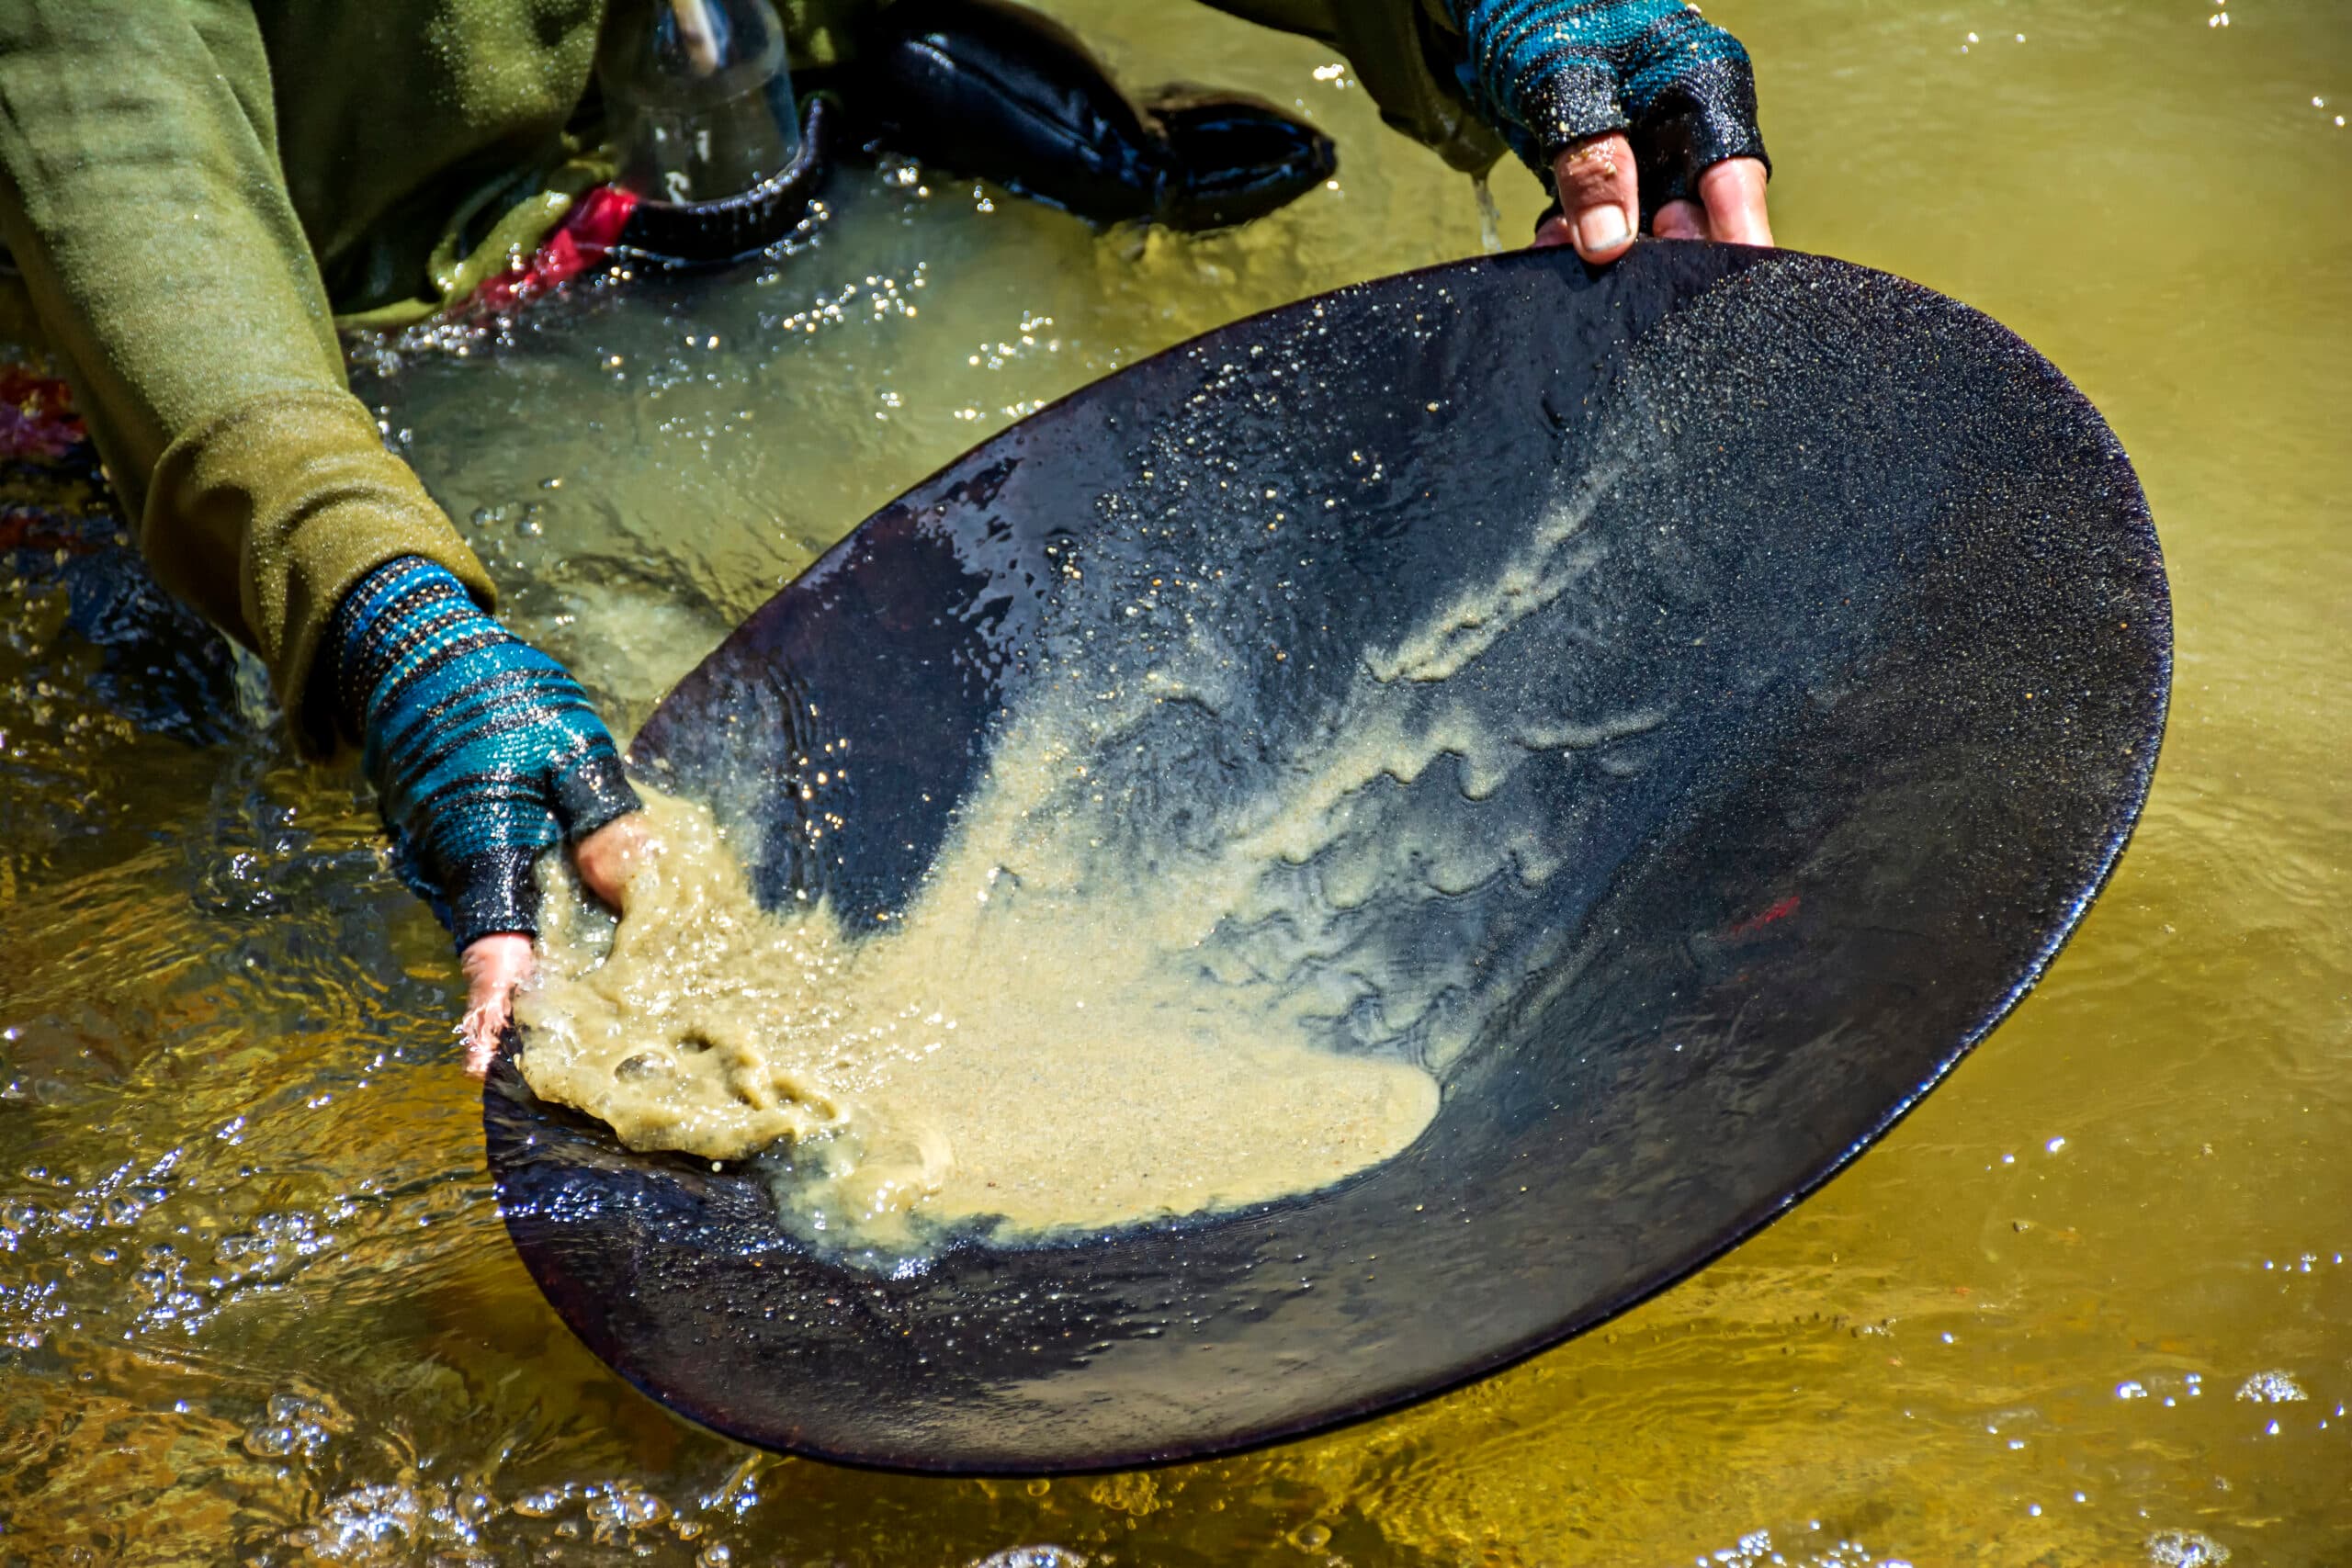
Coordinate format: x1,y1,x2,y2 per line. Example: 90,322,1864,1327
2,1,2348,1562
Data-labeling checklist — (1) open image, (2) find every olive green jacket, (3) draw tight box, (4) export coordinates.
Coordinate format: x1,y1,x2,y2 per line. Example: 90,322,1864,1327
0,0,1498,746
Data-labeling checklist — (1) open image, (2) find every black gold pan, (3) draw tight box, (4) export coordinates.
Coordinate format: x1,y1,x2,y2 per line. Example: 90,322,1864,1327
484,241,2170,1473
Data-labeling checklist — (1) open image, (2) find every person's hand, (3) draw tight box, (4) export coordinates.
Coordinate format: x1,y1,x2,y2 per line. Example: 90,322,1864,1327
457,815,650,1076
322,556,648,1076
1450,0,1773,264
1533,145,1770,263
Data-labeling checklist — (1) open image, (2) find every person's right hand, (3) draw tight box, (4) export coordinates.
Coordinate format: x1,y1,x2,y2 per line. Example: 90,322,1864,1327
323,556,649,1076
458,815,650,1076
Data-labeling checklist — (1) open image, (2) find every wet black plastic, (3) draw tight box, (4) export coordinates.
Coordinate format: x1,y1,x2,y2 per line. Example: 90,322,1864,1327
853,0,1335,231
486,242,2170,1473
617,97,834,265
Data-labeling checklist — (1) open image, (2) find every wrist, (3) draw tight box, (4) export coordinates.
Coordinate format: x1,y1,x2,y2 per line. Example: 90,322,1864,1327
326,556,499,748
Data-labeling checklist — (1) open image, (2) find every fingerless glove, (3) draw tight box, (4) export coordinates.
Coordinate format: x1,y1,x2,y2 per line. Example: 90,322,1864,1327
324,556,641,948
1449,0,1768,212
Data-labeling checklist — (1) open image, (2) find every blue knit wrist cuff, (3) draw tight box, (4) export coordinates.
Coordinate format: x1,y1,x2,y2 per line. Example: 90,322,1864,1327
328,557,641,948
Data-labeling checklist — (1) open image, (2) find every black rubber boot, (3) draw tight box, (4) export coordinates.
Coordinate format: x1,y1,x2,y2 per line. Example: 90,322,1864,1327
1145,85,1340,230
618,96,836,265
854,0,1335,231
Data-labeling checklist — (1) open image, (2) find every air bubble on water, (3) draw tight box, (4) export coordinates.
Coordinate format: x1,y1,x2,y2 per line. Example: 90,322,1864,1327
2146,1529,2231,1566
2233,1371,2307,1404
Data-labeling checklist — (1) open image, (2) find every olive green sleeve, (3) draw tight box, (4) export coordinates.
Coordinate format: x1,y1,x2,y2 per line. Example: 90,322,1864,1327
0,0,497,751
1194,0,1506,173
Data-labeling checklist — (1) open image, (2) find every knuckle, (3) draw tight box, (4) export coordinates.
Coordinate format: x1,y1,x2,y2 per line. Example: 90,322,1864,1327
1555,136,1634,203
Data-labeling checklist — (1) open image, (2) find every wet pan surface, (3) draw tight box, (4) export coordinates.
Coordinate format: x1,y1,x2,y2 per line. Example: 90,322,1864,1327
485,241,2169,1472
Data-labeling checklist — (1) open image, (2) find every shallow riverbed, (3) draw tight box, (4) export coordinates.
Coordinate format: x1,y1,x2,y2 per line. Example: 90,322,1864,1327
3,1,2347,1562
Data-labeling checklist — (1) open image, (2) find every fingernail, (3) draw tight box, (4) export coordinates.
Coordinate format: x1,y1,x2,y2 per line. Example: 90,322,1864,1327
1577,205,1630,254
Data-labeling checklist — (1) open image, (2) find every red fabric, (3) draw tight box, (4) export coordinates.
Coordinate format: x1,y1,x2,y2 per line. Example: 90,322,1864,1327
0,506,98,553
462,185,639,319
0,365,85,461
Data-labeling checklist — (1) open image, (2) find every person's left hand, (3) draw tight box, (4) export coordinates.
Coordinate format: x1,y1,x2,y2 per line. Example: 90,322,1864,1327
1534,144,1771,263
1450,0,1775,264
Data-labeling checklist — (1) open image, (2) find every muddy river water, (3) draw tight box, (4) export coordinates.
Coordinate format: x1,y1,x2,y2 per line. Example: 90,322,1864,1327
2,1,2346,1562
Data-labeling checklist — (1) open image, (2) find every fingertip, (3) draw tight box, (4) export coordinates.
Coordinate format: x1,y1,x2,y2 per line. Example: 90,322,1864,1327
1698,158,1774,248
1572,203,1634,265
458,931,533,1076
573,811,653,911
1654,199,1708,242
459,999,504,1078
1551,133,1640,267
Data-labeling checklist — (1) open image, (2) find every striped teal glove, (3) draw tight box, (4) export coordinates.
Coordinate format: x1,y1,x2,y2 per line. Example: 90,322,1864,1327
1448,0,1767,214
322,557,642,950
